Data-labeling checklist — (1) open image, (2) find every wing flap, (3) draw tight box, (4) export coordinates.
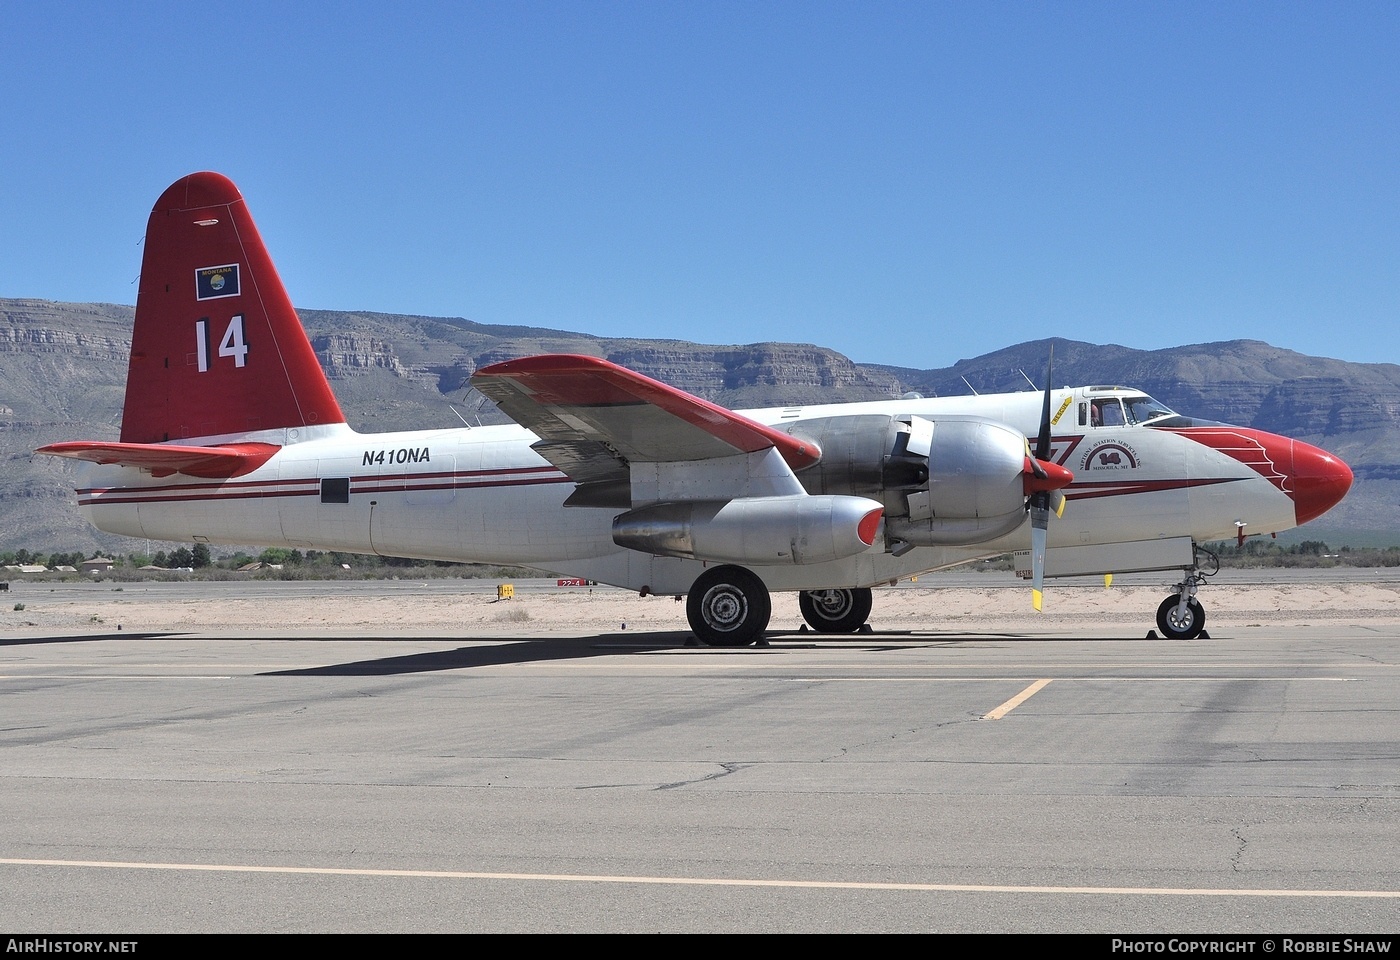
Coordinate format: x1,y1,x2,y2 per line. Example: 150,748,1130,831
528,438,629,485
36,441,280,479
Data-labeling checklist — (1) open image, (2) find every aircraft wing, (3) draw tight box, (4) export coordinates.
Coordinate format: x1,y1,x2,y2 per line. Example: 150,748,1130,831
470,354,822,474
35,441,280,479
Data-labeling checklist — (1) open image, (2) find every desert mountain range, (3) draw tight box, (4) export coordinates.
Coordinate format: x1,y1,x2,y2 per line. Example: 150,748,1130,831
2,297,1393,555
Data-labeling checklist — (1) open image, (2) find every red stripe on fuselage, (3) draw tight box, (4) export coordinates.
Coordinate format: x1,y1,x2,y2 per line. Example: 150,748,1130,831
76,466,570,507
1064,477,1241,501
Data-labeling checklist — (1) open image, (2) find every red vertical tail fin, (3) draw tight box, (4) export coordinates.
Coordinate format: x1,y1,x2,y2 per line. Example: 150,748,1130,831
120,172,345,443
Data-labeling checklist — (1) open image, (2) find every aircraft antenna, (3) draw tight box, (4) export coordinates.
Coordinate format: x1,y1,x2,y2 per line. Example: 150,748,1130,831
1017,368,1038,391
455,387,497,427
960,376,980,396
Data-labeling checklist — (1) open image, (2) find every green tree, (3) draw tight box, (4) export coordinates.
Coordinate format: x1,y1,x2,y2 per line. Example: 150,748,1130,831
257,547,303,565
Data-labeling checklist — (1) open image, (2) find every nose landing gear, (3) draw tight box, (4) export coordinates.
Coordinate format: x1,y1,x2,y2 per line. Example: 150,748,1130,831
1156,544,1218,640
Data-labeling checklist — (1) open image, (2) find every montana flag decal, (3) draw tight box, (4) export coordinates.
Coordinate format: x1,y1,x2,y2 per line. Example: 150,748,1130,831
195,263,240,300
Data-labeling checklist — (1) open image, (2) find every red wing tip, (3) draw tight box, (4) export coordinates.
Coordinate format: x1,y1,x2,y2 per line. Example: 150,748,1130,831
475,354,614,377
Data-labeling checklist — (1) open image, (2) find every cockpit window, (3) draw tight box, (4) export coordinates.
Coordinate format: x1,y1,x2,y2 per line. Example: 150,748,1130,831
1090,399,1125,426
1124,395,1178,425
1090,394,1190,428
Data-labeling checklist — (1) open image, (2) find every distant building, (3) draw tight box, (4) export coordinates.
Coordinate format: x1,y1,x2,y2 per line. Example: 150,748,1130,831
80,558,116,574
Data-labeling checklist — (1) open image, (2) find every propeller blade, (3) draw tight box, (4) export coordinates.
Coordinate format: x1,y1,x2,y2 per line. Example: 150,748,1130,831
1031,344,1055,612
1031,498,1048,612
1036,344,1054,462
1025,438,1047,480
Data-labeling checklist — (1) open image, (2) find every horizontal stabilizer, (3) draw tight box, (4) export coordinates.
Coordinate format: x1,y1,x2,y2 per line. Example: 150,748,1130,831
37,440,280,479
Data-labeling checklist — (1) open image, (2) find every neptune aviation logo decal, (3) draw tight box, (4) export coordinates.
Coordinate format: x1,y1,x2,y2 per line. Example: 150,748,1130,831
1081,440,1139,471
195,264,240,300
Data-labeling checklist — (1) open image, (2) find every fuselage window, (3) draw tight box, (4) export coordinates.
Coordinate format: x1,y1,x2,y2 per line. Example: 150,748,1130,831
321,477,350,504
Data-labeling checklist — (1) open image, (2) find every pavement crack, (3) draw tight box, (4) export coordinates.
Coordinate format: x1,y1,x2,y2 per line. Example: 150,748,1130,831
818,718,975,761
1229,827,1248,872
656,762,744,791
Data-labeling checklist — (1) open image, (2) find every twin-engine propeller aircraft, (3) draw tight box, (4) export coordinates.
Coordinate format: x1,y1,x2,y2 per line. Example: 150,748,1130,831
39,173,1353,644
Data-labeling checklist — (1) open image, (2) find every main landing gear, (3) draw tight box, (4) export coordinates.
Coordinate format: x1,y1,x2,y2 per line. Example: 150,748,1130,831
686,565,771,647
798,587,873,634
1155,544,1219,640
685,567,877,645
685,548,1225,644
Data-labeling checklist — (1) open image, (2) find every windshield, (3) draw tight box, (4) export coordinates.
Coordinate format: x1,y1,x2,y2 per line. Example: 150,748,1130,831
1124,395,1178,425
1086,393,1223,429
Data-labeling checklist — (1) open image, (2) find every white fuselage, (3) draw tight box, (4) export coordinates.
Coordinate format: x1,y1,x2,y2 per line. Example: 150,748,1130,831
71,387,1298,596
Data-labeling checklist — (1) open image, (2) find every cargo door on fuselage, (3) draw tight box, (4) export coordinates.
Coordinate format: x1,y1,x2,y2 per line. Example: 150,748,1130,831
367,444,457,559
276,452,368,551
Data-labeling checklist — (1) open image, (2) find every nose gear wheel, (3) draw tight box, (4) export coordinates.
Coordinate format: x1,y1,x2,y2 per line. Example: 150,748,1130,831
1156,595,1206,640
1155,544,1217,640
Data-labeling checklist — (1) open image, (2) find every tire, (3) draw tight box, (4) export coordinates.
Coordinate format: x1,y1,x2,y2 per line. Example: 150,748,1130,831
686,566,771,647
798,587,873,633
1156,595,1206,640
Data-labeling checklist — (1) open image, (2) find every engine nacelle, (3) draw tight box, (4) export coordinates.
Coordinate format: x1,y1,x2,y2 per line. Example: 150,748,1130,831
885,509,1028,546
612,495,883,565
783,414,1036,547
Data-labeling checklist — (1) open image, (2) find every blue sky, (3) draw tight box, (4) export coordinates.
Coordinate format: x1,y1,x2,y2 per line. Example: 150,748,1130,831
3,1,1396,369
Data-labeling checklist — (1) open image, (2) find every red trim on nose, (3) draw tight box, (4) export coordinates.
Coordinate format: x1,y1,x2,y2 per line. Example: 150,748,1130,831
1165,426,1291,492
1165,427,1352,524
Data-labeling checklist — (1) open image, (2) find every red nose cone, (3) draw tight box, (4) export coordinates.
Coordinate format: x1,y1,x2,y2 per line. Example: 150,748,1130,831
1291,441,1353,525
1170,425,1353,527
1024,457,1074,494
